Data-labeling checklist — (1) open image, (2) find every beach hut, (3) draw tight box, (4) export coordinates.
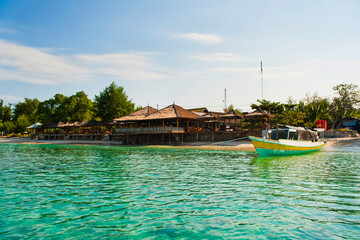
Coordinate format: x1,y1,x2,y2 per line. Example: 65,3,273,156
187,107,210,117
27,122,43,136
244,108,275,119
115,104,201,133
244,109,275,130
219,110,244,131
143,104,200,132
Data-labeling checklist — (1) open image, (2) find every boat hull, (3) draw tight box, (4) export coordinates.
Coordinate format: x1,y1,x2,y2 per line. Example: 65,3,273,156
249,136,326,157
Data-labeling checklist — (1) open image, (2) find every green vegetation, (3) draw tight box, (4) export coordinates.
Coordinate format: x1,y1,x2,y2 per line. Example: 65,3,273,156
249,83,360,129
0,82,137,135
0,82,359,135
95,82,135,122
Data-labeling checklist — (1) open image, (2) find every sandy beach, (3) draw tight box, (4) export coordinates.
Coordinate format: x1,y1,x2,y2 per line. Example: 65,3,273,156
1,136,359,152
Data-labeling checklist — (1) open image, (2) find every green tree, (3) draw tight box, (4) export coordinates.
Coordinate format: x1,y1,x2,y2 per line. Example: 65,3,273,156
0,100,12,122
14,115,31,134
2,121,15,135
300,93,331,128
63,91,94,122
95,82,135,121
330,83,360,128
278,110,305,126
13,98,40,123
251,99,285,115
37,94,69,124
224,104,242,114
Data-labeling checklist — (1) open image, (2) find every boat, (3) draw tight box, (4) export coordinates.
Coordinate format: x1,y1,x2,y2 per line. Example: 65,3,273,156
249,125,326,157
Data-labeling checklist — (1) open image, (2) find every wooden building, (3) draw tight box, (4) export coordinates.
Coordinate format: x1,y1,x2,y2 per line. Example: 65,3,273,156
243,108,275,130
33,104,264,144
114,104,201,133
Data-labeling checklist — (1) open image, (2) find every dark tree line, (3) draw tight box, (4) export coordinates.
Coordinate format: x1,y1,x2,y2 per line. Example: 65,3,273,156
0,82,138,134
250,83,360,129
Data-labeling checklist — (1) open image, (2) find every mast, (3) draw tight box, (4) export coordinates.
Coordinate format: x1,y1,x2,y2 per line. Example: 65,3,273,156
260,61,264,100
224,88,227,110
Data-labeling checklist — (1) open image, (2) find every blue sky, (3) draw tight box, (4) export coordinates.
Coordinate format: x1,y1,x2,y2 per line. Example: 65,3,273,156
0,0,359,111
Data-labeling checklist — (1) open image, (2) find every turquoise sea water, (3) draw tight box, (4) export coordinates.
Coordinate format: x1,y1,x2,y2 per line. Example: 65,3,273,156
0,144,359,239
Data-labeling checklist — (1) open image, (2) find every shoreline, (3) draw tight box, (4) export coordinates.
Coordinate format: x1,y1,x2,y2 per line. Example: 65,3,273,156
1,136,359,152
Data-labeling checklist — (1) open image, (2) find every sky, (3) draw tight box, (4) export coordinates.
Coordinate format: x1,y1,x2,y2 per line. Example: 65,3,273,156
0,0,359,112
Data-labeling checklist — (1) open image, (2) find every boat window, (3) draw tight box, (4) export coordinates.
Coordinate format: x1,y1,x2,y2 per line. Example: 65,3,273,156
288,132,298,140
269,130,288,140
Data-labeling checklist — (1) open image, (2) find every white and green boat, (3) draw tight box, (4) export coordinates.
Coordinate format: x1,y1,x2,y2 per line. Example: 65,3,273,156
249,126,326,157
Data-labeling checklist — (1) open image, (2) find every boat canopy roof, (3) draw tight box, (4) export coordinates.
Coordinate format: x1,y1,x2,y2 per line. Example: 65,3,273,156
265,125,318,141
268,125,310,132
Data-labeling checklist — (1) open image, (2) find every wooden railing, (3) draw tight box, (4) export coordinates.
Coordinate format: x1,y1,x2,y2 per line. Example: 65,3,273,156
115,127,184,133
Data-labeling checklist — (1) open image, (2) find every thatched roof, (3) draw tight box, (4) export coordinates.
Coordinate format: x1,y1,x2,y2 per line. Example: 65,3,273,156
187,107,209,113
72,121,87,127
198,112,214,120
144,104,199,120
114,106,158,122
40,120,112,129
62,122,77,127
81,120,104,127
41,122,66,128
27,122,42,129
244,109,275,119
219,110,243,119
199,111,227,120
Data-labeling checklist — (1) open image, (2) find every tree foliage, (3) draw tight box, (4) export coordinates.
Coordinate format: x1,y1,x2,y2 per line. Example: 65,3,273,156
330,83,360,128
0,100,12,122
37,94,68,124
251,99,285,115
300,93,331,128
1,121,15,135
14,115,31,133
95,82,135,121
224,104,242,114
64,91,94,122
13,98,40,123
251,95,332,128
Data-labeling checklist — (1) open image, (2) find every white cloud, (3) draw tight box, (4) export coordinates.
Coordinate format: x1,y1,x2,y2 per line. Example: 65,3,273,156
211,67,258,73
0,39,88,84
0,27,17,34
74,52,168,81
39,47,78,53
0,94,22,104
0,39,168,85
172,32,222,45
191,53,248,62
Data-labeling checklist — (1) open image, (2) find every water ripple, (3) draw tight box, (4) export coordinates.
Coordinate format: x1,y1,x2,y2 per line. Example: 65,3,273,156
0,144,359,239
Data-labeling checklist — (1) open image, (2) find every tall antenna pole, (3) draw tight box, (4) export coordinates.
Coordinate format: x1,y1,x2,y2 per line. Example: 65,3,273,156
224,88,227,110
260,61,264,100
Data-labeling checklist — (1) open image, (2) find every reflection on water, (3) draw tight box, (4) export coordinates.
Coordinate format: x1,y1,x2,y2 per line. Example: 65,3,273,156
0,144,359,239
